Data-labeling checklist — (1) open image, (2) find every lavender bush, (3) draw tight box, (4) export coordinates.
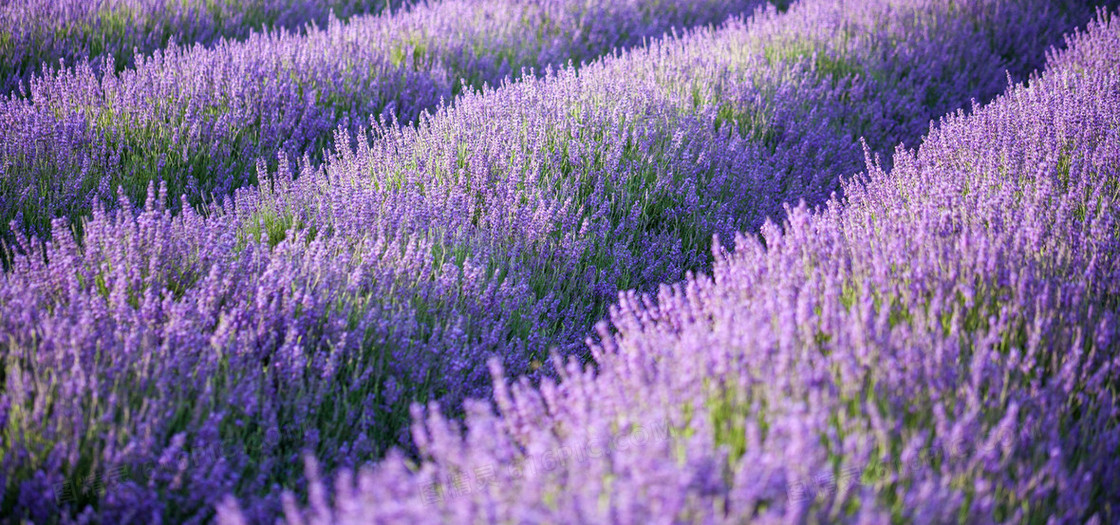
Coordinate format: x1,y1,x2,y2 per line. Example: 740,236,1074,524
1,0,1107,522
0,0,409,95
0,0,764,243
247,10,1120,522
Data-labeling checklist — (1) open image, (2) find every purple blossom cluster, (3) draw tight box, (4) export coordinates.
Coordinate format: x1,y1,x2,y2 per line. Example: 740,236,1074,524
0,0,763,242
239,10,1120,522
1,0,1109,522
0,0,406,95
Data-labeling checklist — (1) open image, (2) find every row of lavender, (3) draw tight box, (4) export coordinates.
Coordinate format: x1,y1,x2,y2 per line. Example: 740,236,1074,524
252,12,1120,523
0,0,1102,521
0,0,405,95
0,0,762,243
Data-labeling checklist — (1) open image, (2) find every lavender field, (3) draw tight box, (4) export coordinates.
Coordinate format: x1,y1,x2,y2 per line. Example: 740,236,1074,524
0,0,1117,523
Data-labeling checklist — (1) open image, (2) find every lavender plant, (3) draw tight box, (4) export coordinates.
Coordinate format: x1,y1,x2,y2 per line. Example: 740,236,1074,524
233,0,1094,451
0,0,409,95
0,0,763,243
0,0,1110,522
249,10,1120,522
